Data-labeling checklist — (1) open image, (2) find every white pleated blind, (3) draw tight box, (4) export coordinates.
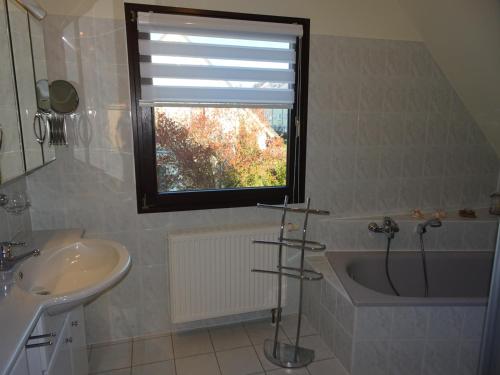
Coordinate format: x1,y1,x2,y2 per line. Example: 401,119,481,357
136,12,303,108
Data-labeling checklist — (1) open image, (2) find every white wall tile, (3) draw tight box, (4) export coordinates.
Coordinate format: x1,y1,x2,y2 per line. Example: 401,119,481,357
331,73,361,111
319,305,336,352
462,306,486,340
0,177,32,240
386,41,411,77
422,340,459,375
360,39,387,77
389,340,424,375
427,307,463,339
351,340,389,375
334,321,353,373
334,37,362,76
336,293,355,335
392,307,428,339
355,307,392,339
458,340,481,375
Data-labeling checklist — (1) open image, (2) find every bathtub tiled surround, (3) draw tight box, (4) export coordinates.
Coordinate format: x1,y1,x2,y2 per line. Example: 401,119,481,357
303,257,486,375
25,12,499,344
87,316,347,375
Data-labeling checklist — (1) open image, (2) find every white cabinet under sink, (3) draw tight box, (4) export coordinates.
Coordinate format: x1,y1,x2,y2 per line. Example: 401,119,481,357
68,308,88,375
23,306,89,375
44,317,72,375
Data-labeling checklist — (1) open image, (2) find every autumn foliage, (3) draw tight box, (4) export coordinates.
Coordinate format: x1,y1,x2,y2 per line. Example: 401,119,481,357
155,108,287,192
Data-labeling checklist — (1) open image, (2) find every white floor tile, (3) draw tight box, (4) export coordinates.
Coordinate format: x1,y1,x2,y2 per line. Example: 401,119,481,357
243,320,289,346
133,335,174,366
89,341,132,373
254,345,280,371
172,329,213,358
216,346,263,375
131,360,176,375
298,335,334,361
280,315,317,339
209,324,252,351
175,353,220,375
308,359,348,375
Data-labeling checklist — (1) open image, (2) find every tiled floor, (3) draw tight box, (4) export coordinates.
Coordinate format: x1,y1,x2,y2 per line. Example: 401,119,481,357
88,315,348,375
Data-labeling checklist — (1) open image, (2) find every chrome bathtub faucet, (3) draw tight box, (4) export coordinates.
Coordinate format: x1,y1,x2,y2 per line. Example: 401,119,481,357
0,241,40,272
416,218,442,298
368,217,399,239
368,216,401,295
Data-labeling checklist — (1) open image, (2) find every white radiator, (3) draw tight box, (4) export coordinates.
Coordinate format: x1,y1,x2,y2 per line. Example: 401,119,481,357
168,225,285,323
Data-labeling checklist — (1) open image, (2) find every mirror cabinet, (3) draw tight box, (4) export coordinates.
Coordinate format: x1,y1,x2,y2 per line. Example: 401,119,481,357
0,0,54,186
0,0,24,184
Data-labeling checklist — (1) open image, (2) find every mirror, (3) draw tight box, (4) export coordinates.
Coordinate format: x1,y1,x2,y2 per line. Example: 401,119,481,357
0,0,24,184
49,80,79,114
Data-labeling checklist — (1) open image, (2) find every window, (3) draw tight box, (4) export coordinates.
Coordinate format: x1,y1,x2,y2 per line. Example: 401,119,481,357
125,3,309,212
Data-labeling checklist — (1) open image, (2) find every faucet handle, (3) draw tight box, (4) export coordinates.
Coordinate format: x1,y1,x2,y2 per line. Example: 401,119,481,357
368,222,382,233
383,217,399,232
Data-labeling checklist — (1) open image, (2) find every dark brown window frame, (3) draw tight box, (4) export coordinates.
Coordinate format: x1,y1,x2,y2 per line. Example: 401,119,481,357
124,2,310,213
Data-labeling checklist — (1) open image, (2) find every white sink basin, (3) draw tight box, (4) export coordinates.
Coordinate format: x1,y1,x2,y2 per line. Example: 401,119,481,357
15,239,130,314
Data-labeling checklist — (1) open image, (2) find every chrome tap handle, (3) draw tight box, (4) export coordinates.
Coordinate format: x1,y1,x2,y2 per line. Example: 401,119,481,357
0,243,39,271
368,217,399,239
383,217,399,233
0,241,26,259
368,222,383,233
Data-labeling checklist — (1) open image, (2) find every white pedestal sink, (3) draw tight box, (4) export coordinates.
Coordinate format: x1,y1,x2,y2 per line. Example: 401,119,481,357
0,232,131,375
15,239,131,315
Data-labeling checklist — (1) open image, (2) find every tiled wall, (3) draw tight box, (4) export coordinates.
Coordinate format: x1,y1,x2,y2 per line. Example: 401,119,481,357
304,259,485,375
0,177,32,242
27,16,283,343
306,36,499,216
25,13,499,345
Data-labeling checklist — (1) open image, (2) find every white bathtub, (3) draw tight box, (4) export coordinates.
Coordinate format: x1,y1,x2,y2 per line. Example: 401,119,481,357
303,251,491,375
325,251,493,306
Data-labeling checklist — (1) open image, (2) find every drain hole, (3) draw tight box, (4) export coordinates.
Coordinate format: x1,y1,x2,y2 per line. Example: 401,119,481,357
32,287,51,296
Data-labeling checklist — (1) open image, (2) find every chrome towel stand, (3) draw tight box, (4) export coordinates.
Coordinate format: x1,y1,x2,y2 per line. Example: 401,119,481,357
252,196,329,368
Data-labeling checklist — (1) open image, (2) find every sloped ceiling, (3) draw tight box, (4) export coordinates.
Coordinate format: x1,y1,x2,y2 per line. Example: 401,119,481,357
398,0,500,157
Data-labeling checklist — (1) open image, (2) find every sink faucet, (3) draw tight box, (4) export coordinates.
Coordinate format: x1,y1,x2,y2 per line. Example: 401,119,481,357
368,217,400,239
0,241,40,272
